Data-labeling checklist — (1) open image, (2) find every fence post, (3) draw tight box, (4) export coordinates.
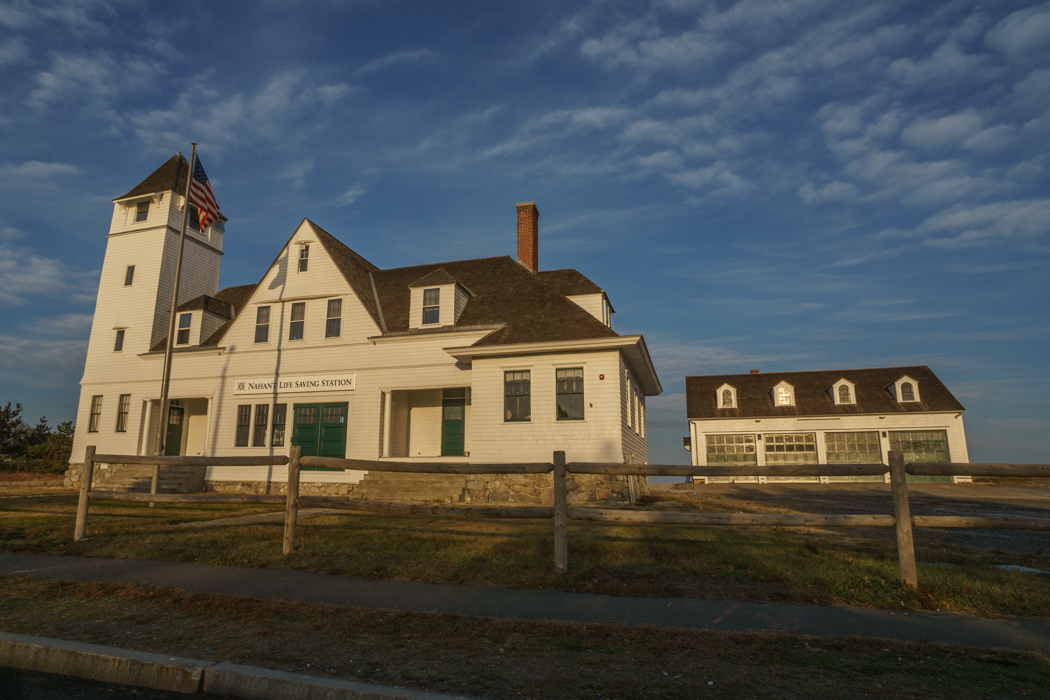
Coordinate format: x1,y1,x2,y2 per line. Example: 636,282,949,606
553,451,568,574
283,445,302,555
74,446,95,542
149,463,159,508
889,449,917,588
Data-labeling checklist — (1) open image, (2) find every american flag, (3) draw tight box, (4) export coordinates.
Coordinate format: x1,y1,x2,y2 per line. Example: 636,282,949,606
189,156,221,229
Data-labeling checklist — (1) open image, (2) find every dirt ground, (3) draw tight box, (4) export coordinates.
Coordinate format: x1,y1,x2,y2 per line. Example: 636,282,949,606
658,482,1050,556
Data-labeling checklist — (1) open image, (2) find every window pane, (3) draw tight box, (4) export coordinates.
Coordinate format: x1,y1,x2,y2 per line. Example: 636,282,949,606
136,201,149,222
901,382,915,401
825,431,880,464
115,394,130,432
235,405,251,446
325,300,341,338
271,404,286,446
253,404,269,447
705,434,757,465
289,302,305,340
504,371,530,421
765,433,817,465
298,245,309,272
124,265,135,286
555,368,584,420
88,396,103,433
838,385,851,403
114,329,124,352
423,288,440,306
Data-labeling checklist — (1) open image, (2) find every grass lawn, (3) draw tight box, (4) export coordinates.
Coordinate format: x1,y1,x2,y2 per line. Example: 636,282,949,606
1,577,1047,699
2,488,1049,619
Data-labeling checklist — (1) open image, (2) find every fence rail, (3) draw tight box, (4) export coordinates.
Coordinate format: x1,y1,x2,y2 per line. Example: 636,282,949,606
74,446,1050,588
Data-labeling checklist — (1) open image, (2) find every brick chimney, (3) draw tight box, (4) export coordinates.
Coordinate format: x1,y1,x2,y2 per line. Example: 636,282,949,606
516,202,539,272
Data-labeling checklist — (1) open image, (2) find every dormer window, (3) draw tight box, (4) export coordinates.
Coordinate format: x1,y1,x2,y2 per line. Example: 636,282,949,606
298,244,309,272
422,288,440,325
831,379,856,405
176,313,191,345
136,201,149,222
773,381,795,407
716,383,737,409
891,375,921,403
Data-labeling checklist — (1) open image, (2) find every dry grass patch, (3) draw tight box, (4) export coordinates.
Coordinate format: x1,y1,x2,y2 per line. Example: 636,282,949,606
2,493,1049,618
1,577,1047,699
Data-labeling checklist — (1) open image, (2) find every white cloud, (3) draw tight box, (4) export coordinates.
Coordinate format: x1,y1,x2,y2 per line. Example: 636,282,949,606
0,243,94,304
667,160,749,196
798,180,855,203
917,199,1050,248
985,4,1050,62
0,333,88,388
0,36,28,66
0,161,78,178
28,50,164,109
334,186,365,207
901,110,983,149
356,49,439,76
888,42,992,86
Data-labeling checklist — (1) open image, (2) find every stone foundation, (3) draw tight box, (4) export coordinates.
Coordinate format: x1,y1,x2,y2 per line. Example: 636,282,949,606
65,464,645,505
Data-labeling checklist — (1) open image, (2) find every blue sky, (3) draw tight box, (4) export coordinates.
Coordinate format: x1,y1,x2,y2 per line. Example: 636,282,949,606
1,0,1048,465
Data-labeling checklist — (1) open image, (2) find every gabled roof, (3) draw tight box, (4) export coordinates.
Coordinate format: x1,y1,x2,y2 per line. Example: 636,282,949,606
177,294,233,316
372,256,618,346
151,284,256,351
409,268,458,288
686,366,964,419
117,154,189,201
311,222,381,328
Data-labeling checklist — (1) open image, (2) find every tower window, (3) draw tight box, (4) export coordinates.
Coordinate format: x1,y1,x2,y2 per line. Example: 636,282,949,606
190,206,201,231
135,201,149,222
114,329,125,352
176,313,191,345
124,265,135,286
298,244,309,272
88,396,103,433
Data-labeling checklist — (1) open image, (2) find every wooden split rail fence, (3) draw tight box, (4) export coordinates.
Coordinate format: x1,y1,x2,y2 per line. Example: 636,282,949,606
74,446,1050,588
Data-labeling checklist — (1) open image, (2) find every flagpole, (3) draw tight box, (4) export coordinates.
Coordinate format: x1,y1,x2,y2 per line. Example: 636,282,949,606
155,143,197,457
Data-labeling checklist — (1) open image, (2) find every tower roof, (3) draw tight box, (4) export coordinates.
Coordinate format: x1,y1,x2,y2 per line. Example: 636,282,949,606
115,153,189,201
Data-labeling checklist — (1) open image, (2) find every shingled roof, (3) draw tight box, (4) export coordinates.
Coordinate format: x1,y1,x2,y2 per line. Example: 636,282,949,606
537,269,603,297
311,222,381,328
117,153,190,201
372,256,619,346
686,366,964,419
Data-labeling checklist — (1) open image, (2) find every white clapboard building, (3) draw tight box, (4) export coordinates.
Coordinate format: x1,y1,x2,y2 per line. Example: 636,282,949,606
69,154,661,502
685,367,969,483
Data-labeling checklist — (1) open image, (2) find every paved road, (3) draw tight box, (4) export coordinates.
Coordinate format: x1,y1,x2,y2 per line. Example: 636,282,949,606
2,553,1048,653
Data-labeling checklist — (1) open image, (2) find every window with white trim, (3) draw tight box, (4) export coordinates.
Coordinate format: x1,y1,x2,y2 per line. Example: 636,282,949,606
326,299,342,338
556,368,584,420
271,404,287,447
253,404,269,447
88,396,103,433
901,382,915,401
422,288,440,325
255,306,270,344
176,313,191,345
289,302,305,341
765,433,817,465
115,394,130,433
504,371,530,422
298,244,309,272
706,434,756,466
235,405,251,446
135,201,149,222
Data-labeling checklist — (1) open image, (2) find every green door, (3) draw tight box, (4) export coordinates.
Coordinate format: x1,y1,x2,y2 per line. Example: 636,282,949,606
441,398,465,457
164,406,184,456
889,430,952,483
292,402,347,470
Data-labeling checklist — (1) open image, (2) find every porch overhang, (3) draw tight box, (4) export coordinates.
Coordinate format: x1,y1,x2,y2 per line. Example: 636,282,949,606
444,335,662,396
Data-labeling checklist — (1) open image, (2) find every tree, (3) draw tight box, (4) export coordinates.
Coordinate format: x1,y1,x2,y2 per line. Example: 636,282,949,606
0,402,26,460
